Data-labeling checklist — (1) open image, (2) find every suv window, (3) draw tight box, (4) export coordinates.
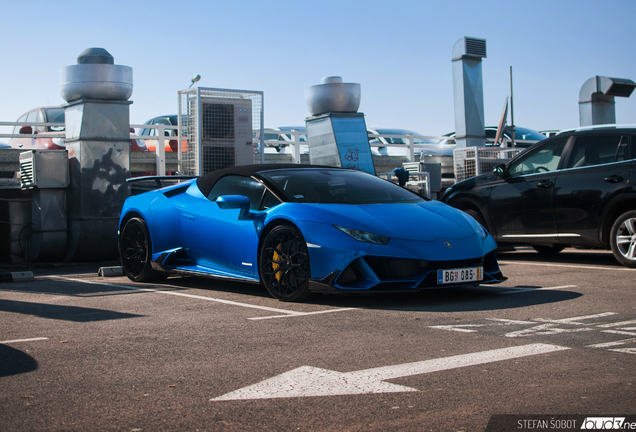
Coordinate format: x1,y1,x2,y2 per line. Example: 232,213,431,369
508,137,569,177
207,175,267,210
567,134,628,169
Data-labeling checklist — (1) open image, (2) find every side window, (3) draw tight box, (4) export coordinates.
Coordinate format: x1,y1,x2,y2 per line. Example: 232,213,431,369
26,110,38,129
207,175,265,211
508,138,568,177
35,110,46,133
261,190,281,210
567,134,624,169
13,114,28,134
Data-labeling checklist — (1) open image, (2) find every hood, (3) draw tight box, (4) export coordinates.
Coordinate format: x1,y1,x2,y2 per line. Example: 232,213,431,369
296,201,476,242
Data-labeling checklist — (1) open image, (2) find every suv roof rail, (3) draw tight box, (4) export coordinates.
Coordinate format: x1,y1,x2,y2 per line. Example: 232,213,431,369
558,123,636,134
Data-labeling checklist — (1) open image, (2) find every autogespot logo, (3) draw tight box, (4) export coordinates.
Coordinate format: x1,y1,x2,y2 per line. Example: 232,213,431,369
580,417,627,430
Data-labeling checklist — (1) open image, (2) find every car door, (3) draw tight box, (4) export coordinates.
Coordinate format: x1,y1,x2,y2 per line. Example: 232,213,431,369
488,137,570,242
553,133,631,246
180,175,269,276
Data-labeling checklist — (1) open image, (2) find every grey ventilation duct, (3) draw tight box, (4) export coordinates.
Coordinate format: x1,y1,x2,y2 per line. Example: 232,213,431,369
452,37,487,148
579,76,636,126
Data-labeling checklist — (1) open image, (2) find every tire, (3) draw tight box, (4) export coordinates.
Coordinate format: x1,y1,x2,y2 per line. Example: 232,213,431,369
532,245,565,255
120,217,164,282
610,210,636,268
259,225,311,302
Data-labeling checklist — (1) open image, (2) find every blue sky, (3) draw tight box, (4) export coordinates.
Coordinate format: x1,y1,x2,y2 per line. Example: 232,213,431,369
1,0,635,136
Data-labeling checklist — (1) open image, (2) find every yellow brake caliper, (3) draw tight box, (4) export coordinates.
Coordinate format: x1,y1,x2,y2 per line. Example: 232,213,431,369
272,244,284,284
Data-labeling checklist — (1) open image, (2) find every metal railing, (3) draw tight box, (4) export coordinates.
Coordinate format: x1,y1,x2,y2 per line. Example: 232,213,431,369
0,121,181,176
2,121,535,180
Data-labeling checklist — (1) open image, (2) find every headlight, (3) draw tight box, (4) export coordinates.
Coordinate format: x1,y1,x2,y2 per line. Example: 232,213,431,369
459,211,488,240
334,225,390,245
475,221,487,239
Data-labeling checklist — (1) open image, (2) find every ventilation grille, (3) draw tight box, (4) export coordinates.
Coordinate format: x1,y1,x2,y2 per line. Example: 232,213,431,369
19,155,35,189
203,145,235,173
465,37,486,58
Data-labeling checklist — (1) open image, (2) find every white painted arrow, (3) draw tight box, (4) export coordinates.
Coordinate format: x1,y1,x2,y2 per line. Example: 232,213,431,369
211,343,569,401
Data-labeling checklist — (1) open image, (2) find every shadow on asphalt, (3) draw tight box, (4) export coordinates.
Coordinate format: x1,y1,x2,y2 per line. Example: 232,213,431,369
0,344,37,377
1,249,601,314
496,248,619,267
0,299,144,322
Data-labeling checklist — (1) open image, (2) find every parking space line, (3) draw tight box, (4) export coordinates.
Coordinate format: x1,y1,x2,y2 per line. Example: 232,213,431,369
498,261,636,271
587,337,636,348
47,276,347,318
249,308,360,321
1,337,48,344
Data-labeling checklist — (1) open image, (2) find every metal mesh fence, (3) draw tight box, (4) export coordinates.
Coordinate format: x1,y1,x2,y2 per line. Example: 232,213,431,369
178,87,264,176
453,147,523,182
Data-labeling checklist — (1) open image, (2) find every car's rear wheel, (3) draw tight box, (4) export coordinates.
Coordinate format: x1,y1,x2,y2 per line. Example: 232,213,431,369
532,245,565,255
260,225,311,302
610,210,636,268
120,217,164,282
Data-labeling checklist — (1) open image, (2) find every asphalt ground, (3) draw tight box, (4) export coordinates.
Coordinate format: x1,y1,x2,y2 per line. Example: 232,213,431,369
0,248,635,432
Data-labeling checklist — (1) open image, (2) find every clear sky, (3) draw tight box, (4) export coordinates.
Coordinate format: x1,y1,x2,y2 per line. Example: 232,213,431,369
1,0,635,137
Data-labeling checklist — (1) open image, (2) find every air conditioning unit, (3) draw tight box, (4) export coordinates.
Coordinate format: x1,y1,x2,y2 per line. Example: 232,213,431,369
199,97,253,174
19,150,69,190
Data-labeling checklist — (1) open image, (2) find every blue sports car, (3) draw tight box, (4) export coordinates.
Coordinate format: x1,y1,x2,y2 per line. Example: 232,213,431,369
118,164,506,301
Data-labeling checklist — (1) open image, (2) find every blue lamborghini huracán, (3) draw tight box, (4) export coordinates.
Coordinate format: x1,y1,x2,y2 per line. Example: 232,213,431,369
118,164,505,301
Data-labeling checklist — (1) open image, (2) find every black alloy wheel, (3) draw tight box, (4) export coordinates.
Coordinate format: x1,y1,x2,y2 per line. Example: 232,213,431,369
260,225,311,302
120,217,164,282
610,210,636,268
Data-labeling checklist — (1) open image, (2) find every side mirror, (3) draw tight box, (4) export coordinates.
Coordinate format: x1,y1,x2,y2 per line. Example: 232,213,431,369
493,164,507,178
215,195,251,220
19,125,33,134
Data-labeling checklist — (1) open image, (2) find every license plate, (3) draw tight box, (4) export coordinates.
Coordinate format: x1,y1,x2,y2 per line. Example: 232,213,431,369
437,267,483,284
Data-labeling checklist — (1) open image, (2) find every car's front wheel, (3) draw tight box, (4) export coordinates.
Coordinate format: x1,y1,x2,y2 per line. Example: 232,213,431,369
120,217,164,282
260,225,311,302
610,210,636,268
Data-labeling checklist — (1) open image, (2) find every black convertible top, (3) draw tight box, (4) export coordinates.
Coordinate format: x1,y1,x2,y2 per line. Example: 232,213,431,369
195,164,340,198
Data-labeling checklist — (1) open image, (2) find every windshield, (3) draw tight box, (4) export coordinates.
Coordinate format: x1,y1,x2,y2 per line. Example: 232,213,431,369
509,127,547,141
260,169,424,205
373,129,437,144
44,108,65,131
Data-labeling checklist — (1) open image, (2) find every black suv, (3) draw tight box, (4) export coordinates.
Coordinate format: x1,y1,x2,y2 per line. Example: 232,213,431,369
441,125,636,267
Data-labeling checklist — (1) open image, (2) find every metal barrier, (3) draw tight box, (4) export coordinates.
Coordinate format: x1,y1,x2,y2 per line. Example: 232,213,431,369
453,147,523,182
1,121,533,182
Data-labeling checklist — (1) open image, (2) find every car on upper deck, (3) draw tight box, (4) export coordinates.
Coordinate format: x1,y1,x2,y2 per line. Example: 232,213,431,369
9,106,147,152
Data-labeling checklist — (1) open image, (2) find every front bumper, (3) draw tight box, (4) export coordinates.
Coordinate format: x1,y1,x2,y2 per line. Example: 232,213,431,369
308,250,505,293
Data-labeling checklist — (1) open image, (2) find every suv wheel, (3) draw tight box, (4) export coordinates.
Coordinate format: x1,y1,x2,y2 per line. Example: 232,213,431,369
610,210,636,268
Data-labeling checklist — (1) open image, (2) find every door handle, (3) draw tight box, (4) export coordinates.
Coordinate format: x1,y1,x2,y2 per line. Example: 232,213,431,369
536,181,553,188
603,175,623,183
182,213,195,221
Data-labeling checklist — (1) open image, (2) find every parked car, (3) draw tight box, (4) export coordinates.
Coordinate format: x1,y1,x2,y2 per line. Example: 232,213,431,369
138,114,187,152
118,164,506,301
258,126,308,154
440,126,547,148
9,107,66,150
367,127,445,156
441,125,636,267
10,106,146,151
